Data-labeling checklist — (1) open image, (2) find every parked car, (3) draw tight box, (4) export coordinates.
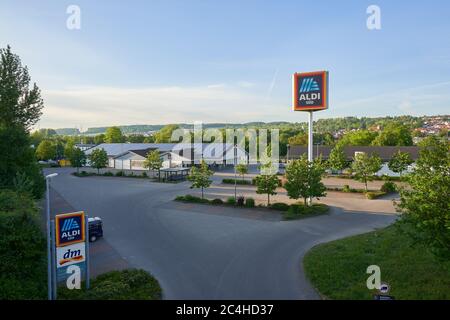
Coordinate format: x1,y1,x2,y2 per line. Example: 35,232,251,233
88,217,103,242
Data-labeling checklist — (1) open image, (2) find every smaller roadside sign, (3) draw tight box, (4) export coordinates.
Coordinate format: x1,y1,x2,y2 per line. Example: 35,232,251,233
55,211,85,247
56,242,86,269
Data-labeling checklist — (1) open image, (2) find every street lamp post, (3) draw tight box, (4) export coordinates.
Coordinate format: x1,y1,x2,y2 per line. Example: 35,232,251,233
45,173,58,300
234,144,237,200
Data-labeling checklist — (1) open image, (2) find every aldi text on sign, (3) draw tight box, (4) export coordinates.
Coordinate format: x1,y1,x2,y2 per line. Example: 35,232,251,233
55,211,85,247
292,71,329,111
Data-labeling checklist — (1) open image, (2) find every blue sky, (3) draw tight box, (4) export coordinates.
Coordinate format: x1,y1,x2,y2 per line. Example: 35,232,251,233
1,0,450,129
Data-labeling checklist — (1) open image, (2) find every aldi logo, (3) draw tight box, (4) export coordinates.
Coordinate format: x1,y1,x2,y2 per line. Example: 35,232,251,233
293,71,329,111
55,212,85,247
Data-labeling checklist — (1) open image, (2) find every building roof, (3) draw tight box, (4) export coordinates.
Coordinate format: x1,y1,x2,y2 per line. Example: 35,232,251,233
288,145,420,161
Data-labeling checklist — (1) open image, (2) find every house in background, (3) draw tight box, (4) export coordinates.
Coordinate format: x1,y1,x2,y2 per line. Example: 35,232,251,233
287,145,420,176
75,143,96,151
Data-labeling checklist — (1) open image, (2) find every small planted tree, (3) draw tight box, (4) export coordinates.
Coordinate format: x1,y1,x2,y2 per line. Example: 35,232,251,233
388,150,413,178
284,156,326,206
351,152,382,192
327,144,348,174
144,149,163,181
187,160,213,199
69,147,87,174
255,173,279,206
89,148,108,174
236,163,248,182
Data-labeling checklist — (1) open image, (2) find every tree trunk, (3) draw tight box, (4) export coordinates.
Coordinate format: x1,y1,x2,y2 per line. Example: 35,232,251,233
201,187,204,199
267,193,270,206
364,178,368,192
304,197,307,206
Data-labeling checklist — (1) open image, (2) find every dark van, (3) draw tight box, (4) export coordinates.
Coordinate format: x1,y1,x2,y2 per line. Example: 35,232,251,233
88,217,103,242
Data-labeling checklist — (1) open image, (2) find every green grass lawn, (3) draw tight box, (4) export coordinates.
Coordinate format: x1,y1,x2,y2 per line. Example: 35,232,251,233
304,225,450,300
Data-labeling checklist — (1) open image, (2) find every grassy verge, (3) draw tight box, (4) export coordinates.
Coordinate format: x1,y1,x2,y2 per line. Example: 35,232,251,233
58,269,162,300
304,225,450,300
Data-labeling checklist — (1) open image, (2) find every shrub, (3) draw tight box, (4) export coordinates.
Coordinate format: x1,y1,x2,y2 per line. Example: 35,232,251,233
251,177,282,187
211,198,224,205
142,172,148,177
115,171,124,177
270,202,290,211
0,190,47,299
226,197,236,205
342,184,350,192
58,269,162,300
381,181,397,193
284,203,329,220
103,172,113,176
365,191,386,200
175,194,209,204
245,198,255,208
237,196,245,206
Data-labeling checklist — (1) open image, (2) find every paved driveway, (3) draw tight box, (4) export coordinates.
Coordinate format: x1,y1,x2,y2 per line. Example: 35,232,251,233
45,168,396,299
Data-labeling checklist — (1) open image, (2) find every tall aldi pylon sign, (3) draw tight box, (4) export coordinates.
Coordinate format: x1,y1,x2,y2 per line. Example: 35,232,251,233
292,71,329,111
51,211,90,298
292,71,329,203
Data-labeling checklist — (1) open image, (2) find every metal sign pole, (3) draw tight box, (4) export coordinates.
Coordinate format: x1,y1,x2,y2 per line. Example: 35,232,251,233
46,178,52,300
51,220,57,300
308,111,313,205
85,215,90,290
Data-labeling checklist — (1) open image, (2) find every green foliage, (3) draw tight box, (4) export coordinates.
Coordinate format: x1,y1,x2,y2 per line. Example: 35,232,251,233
270,202,290,211
342,184,350,192
68,147,86,173
187,160,213,199
174,194,210,204
381,181,397,193
245,197,255,208
284,156,326,206
351,152,382,191
35,140,56,160
115,171,124,177
89,148,108,173
283,203,329,220
226,197,236,205
398,136,450,259
211,198,224,205
365,191,386,199
254,174,279,206
94,133,105,144
236,163,248,181
328,144,348,172
338,130,378,146
143,149,163,180
372,122,413,146
104,126,124,143
0,126,45,198
0,45,43,130
58,269,162,300
0,189,46,299
154,124,180,143
388,151,413,176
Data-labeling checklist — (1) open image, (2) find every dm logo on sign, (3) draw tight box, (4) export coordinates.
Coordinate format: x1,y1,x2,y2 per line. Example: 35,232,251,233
293,71,329,111
55,212,85,247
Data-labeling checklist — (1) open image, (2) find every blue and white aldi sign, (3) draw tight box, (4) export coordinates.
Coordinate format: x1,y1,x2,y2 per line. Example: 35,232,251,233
55,211,85,247
292,71,329,111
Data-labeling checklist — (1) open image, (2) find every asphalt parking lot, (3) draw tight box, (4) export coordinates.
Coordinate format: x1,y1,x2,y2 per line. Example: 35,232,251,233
44,167,397,299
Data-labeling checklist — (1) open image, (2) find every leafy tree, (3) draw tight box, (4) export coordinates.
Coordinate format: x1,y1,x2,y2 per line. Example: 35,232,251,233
351,152,382,192
69,147,86,173
154,124,180,143
0,45,43,130
104,126,124,143
397,136,450,259
284,156,326,206
94,134,105,144
288,133,308,146
126,134,146,143
144,149,163,181
64,138,76,160
35,140,56,161
255,173,279,206
236,163,248,182
328,145,348,172
338,130,378,146
372,122,413,146
388,150,413,177
89,148,108,174
187,160,213,199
